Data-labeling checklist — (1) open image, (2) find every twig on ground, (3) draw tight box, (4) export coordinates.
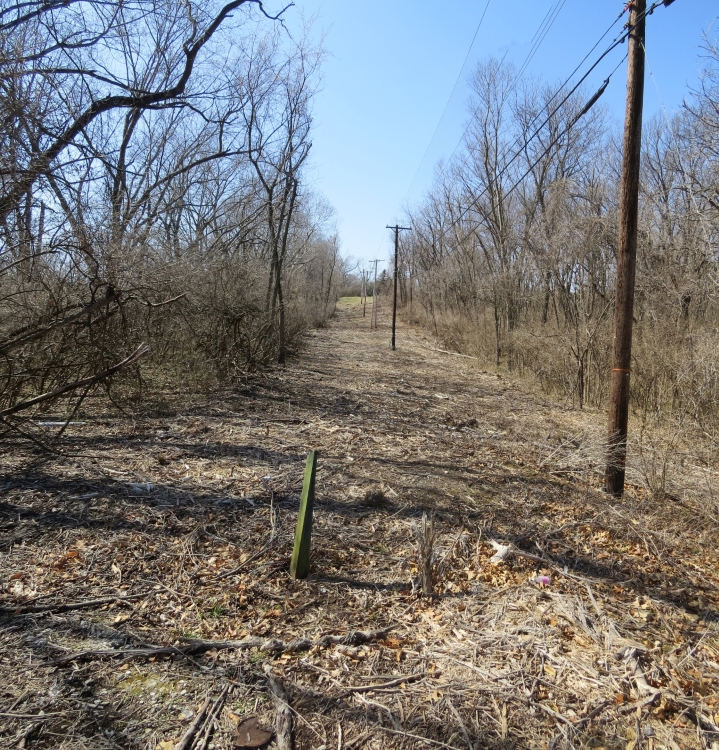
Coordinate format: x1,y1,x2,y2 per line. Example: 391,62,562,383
194,685,230,750
173,695,210,750
51,629,393,666
446,696,473,750
264,666,293,750
2,592,148,615
338,672,426,696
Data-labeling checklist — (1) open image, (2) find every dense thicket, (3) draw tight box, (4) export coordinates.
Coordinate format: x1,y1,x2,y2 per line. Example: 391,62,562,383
0,0,341,424
400,38,719,431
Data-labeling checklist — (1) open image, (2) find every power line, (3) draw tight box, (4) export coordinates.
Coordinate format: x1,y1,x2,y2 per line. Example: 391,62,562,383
420,68,621,248
402,0,564,215
409,1,673,252
401,0,493,205
502,57,627,203
435,72,617,245
380,0,671,275
515,0,568,83
384,1,621,268
443,0,605,175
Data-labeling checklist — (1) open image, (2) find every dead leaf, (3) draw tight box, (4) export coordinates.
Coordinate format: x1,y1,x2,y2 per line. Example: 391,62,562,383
233,717,273,749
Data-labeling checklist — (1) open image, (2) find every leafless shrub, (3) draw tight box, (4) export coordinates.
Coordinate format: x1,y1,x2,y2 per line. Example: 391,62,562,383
398,39,719,469
363,488,388,507
0,2,345,432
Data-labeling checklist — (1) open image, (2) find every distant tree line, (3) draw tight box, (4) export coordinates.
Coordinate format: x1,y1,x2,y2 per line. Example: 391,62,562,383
396,38,719,432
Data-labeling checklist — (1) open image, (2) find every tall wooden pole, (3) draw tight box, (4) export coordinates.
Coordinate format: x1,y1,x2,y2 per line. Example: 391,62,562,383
387,225,411,350
361,269,366,317
370,259,382,330
392,230,398,349
605,0,646,497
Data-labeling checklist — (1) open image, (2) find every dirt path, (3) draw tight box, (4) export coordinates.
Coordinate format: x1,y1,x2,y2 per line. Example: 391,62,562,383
1,300,718,750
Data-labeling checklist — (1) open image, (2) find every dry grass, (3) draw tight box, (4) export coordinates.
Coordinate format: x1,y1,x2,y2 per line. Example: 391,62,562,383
1,299,718,750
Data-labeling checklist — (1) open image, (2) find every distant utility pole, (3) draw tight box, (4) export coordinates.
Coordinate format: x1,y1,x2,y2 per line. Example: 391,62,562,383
605,0,646,497
387,225,411,350
360,269,367,317
363,268,371,318
369,259,383,330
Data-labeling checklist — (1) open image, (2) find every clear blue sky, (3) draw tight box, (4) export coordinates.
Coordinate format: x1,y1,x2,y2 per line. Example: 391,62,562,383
283,1,717,271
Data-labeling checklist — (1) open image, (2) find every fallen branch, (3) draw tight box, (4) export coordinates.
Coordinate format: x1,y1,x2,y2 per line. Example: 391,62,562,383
173,695,210,750
339,672,426,696
2,592,147,616
194,685,230,750
265,666,293,750
573,700,611,729
686,706,719,735
51,628,392,666
428,347,477,360
137,292,186,308
0,712,64,720
0,292,120,355
0,343,149,419
531,699,575,728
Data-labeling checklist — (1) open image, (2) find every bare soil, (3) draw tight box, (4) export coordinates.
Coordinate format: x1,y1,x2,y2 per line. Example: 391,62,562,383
1,299,718,750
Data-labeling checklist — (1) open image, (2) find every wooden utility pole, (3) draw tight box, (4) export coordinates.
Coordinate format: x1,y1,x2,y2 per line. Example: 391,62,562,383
605,0,646,497
361,269,366,317
369,259,383,329
387,225,411,350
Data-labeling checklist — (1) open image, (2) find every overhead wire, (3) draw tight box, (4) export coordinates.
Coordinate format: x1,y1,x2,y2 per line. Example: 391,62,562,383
413,69,619,250
442,0,625,185
502,53,627,204
401,0,493,205
399,0,568,236
515,0,568,83
409,0,674,251
372,0,493,273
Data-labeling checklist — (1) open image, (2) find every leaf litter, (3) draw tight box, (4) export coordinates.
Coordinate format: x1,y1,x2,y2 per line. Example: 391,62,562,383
0,300,718,749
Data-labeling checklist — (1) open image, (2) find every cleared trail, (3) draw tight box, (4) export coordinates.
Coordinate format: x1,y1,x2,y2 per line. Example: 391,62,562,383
1,300,718,750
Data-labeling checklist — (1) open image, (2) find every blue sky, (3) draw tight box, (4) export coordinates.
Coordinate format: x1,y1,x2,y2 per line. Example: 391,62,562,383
282,1,718,270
